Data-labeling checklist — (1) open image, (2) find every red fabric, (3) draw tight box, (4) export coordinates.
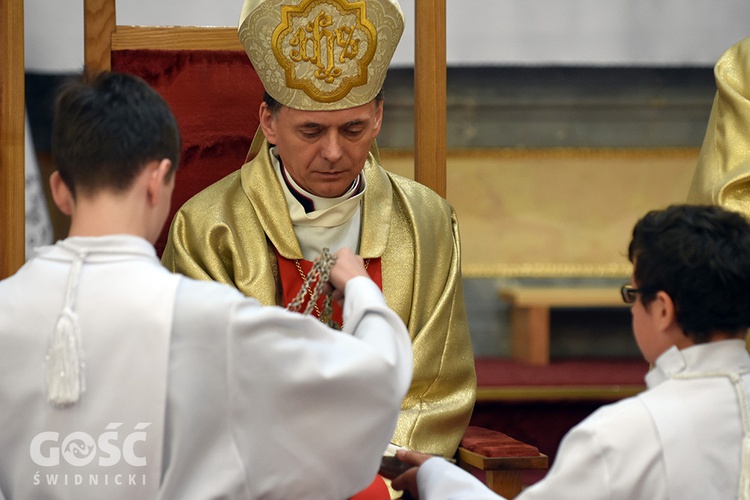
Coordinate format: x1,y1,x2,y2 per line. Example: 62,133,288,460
278,255,344,326
350,475,390,500
362,257,382,289
474,357,649,387
460,426,540,458
111,49,265,256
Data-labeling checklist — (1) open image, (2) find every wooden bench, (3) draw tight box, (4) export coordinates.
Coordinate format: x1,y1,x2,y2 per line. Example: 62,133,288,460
499,286,628,365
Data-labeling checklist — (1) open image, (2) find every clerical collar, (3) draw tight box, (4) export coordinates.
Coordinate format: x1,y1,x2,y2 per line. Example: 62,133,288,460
271,146,363,213
270,147,365,258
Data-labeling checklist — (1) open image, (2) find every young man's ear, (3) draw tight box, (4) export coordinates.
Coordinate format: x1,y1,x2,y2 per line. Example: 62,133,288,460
654,290,696,347
653,290,694,346
652,291,676,329
49,171,73,216
146,159,174,206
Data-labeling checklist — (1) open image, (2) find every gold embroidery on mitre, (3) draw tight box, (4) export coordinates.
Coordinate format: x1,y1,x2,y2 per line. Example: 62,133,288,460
272,0,377,103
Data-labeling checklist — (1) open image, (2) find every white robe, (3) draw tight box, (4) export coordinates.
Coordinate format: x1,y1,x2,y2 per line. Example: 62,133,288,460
0,235,413,500
413,340,750,500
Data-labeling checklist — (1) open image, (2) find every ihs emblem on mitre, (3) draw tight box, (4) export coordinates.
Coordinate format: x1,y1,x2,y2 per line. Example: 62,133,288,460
240,0,404,111
273,0,377,103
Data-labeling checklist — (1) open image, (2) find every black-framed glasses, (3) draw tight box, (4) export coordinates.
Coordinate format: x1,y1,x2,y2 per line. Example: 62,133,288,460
620,284,649,304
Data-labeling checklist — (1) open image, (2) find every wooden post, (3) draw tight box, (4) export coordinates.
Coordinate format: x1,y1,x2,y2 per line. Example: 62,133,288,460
1,0,25,278
84,0,116,73
413,0,447,198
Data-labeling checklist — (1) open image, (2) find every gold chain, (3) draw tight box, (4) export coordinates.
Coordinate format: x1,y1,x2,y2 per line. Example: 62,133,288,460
288,251,369,330
293,259,325,318
287,248,338,328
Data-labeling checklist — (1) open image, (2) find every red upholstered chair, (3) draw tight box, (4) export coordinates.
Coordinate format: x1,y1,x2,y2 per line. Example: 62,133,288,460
84,0,265,255
83,0,548,497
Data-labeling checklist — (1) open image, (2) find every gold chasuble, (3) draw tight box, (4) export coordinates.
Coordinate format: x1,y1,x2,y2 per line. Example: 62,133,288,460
688,36,750,215
686,36,750,354
163,137,477,460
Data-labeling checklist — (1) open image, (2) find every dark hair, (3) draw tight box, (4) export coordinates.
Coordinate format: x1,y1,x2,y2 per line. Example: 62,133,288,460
52,71,181,198
628,204,750,342
262,88,385,116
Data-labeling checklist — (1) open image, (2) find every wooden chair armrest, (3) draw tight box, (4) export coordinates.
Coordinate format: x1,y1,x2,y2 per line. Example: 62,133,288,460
457,426,548,499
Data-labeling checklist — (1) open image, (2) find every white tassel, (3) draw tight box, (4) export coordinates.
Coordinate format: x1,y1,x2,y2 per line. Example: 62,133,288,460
45,306,85,408
45,245,88,409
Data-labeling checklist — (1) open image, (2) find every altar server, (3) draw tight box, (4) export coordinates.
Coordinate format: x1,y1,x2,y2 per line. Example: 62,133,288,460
0,70,413,500
390,204,750,500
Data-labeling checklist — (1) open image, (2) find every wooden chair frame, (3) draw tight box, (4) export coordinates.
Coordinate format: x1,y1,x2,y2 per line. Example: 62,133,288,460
1,0,25,279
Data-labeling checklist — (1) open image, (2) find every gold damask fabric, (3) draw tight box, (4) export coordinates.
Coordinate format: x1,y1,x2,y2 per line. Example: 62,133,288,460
686,36,750,353
688,35,750,215
162,136,477,459
238,0,404,111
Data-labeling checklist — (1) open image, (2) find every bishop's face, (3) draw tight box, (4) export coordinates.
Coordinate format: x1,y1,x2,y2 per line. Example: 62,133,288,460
259,100,383,198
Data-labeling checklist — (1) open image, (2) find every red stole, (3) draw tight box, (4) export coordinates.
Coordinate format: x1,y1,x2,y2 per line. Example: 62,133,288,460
350,475,390,499
276,252,389,499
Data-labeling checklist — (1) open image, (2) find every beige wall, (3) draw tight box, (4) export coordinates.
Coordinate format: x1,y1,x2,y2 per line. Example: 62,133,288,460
381,148,698,278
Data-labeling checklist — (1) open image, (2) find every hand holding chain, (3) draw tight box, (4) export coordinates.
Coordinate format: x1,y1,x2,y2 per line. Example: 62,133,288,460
287,248,338,328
